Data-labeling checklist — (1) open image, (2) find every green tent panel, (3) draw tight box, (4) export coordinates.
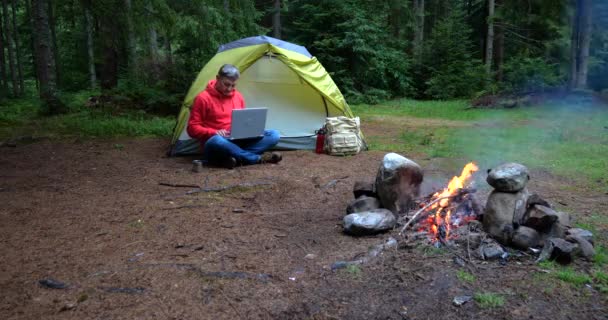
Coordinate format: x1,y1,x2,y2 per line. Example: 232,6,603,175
169,36,357,156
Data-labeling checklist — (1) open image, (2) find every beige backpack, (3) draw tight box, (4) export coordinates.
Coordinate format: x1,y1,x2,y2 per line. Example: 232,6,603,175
323,116,364,156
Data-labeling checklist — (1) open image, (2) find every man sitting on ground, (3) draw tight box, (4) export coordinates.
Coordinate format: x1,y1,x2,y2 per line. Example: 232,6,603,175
187,64,282,169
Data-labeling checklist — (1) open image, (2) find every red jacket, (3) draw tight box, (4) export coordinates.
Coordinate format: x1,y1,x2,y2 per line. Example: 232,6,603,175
187,79,245,147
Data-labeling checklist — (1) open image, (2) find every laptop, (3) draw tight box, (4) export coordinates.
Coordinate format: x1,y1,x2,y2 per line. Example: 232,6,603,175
228,108,268,140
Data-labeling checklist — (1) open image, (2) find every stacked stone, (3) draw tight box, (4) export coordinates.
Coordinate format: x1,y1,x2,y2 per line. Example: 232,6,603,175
482,162,595,263
343,153,423,236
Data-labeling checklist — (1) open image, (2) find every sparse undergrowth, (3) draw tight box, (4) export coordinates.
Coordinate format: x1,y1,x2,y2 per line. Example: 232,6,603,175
1,92,174,140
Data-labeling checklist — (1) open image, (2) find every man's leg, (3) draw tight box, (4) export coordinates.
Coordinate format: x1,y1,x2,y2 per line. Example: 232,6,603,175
203,135,261,166
240,129,280,155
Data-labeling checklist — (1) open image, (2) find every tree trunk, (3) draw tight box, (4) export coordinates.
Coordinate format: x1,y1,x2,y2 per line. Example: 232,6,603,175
32,0,63,113
124,0,136,77
575,0,592,89
164,33,172,65
149,28,158,62
485,0,495,79
413,0,425,60
11,0,23,95
569,0,580,89
25,0,38,90
84,2,96,88
389,0,401,38
2,0,17,96
223,0,229,13
47,0,60,86
494,23,504,82
0,10,8,94
272,0,281,39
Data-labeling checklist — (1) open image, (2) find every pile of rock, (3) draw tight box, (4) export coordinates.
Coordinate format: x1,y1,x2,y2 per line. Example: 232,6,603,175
482,162,595,263
343,153,423,236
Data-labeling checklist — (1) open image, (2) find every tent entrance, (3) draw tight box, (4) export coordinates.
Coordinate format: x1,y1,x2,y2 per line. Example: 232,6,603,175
238,56,327,142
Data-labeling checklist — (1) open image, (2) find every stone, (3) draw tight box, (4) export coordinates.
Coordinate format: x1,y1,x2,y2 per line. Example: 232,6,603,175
566,235,595,260
346,196,381,215
482,188,529,245
478,238,505,260
353,180,376,199
523,205,559,232
526,193,551,209
537,238,578,265
343,209,397,236
487,163,530,192
511,226,540,249
453,295,473,306
541,211,571,240
374,153,423,214
566,228,594,245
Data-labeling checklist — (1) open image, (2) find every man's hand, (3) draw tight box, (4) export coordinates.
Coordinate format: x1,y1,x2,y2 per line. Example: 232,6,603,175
216,129,230,137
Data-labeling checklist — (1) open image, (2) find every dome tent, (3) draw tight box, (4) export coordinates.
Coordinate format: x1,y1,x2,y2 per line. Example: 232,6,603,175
169,35,358,156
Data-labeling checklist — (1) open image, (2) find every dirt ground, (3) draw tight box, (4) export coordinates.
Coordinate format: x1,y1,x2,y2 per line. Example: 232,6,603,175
1,133,607,319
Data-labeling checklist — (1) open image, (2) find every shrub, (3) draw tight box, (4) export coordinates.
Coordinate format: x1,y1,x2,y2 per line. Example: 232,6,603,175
501,56,563,92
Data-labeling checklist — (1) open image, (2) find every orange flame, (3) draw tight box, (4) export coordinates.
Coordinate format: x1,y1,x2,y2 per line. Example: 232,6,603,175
426,162,479,242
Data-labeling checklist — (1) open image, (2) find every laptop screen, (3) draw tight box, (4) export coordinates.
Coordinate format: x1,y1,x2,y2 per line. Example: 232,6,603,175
229,108,268,140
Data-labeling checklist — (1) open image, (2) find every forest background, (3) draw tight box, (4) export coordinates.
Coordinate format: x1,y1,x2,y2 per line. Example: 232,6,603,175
0,0,607,114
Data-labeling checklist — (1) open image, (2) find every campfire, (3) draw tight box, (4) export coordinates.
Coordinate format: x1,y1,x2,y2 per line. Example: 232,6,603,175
343,153,595,266
417,162,479,244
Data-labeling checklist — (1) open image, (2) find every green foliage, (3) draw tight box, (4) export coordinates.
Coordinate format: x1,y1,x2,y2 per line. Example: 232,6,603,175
501,56,563,92
170,0,265,72
417,5,486,99
474,292,505,308
113,81,183,116
285,0,411,103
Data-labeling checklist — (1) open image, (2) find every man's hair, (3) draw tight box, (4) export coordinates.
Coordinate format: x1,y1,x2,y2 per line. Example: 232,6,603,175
217,64,240,80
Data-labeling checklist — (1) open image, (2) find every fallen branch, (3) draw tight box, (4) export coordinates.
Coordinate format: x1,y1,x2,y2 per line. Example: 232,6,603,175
330,237,397,270
159,182,201,188
161,204,207,210
186,181,273,194
141,263,272,282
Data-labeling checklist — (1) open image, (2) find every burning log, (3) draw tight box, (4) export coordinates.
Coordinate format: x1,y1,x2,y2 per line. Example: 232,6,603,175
398,187,477,237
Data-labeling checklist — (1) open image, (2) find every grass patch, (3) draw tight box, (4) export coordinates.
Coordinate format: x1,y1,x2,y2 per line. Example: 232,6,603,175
345,264,362,276
556,268,592,287
353,99,527,121
536,261,604,292
456,270,475,283
353,101,608,190
594,270,608,293
474,292,505,308
593,246,608,266
416,244,446,257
